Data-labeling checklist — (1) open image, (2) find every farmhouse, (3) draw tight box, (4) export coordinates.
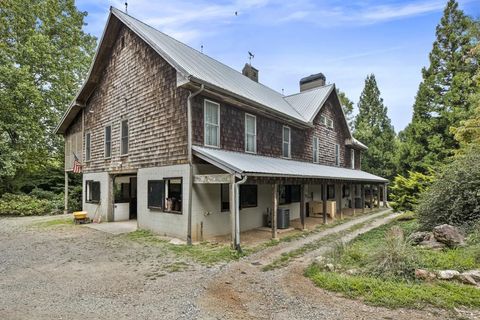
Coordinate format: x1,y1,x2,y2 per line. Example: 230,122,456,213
56,7,388,248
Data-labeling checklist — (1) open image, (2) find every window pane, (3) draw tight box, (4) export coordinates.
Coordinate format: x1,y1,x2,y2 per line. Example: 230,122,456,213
205,101,219,125
165,178,182,213
283,127,290,142
246,115,255,134
148,180,165,208
246,134,255,152
105,126,111,158
86,133,91,161
121,120,128,155
221,184,230,211
240,185,257,208
283,142,289,157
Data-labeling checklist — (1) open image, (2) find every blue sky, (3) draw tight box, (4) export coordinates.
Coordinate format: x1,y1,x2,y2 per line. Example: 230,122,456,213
76,0,479,131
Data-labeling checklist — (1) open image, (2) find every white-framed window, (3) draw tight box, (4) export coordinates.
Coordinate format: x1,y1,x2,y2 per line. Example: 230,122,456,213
313,136,319,163
335,144,340,166
351,149,355,169
327,118,334,129
320,115,326,125
85,132,91,161
204,99,220,147
245,113,256,153
121,119,129,155
104,125,112,158
282,126,291,158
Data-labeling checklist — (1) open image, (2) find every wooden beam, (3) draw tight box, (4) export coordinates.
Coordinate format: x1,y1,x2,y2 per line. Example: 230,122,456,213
361,184,365,214
322,183,328,224
300,184,306,230
64,171,69,214
272,183,278,239
194,174,231,184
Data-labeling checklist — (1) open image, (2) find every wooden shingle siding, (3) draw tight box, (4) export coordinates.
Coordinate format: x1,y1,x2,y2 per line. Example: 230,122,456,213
65,26,189,173
64,113,83,171
192,92,354,168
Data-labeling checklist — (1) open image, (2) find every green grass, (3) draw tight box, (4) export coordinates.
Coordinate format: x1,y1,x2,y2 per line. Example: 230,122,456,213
30,217,74,228
305,264,480,309
126,229,245,265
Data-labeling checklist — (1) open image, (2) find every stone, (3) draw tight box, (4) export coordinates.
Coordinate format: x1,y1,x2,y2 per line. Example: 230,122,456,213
433,224,465,248
437,270,460,280
346,269,358,275
325,263,335,272
169,238,186,245
462,270,480,282
456,274,477,286
415,269,436,281
408,231,433,245
419,238,446,250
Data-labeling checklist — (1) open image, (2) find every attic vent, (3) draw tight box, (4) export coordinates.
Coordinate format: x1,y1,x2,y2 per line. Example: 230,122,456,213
242,63,259,82
300,73,326,92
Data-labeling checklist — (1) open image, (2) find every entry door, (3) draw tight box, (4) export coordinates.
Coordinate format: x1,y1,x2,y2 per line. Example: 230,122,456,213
129,177,137,219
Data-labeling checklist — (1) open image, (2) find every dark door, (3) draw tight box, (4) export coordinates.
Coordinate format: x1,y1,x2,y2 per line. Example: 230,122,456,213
129,177,137,219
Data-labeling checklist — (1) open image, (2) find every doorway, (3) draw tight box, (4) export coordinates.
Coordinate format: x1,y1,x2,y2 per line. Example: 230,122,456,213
113,175,137,221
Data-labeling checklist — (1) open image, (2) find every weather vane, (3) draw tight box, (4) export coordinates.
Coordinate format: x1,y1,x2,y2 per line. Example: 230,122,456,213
248,51,254,65
125,1,128,13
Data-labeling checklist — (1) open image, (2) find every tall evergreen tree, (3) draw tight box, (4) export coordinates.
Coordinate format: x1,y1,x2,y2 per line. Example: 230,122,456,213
398,0,478,174
0,0,96,192
336,89,354,130
354,74,397,180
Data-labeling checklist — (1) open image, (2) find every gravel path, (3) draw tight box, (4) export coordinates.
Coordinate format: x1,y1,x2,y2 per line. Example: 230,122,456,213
1,213,473,319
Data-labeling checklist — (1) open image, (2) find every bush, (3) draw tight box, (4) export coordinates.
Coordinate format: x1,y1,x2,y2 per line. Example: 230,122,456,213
0,193,63,216
367,226,418,280
418,149,480,230
68,185,82,212
390,171,434,212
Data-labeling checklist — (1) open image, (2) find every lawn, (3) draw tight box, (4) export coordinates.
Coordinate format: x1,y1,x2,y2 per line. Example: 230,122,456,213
305,216,480,310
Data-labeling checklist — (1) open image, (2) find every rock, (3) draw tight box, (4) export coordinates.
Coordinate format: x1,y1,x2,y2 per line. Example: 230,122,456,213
456,274,477,286
325,263,335,272
346,269,358,275
408,231,433,245
433,224,465,248
169,238,186,245
462,270,480,282
419,238,446,250
415,269,436,281
437,270,460,280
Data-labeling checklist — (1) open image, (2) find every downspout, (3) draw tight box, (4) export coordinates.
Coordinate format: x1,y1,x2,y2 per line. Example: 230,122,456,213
234,175,248,252
187,84,204,245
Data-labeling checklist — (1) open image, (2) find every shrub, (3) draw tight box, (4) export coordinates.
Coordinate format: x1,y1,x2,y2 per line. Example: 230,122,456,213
390,171,434,212
417,149,480,230
367,226,418,280
0,193,63,216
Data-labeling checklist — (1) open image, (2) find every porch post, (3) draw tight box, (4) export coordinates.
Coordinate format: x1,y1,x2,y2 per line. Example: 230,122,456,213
376,185,380,208
361,184,365,214
300,184,306,230
383,184,388,208
369,184,373,211
322,182,327,224
350,183,355,216
64,171,69,214
335,183,342,220
272,183,278,240
229,175,236,248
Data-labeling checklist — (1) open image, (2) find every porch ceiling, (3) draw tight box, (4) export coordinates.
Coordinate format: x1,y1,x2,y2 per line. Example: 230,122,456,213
192,146,388,183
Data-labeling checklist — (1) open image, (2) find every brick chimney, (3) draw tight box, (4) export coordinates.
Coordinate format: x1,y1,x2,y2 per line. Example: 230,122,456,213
299,73,326,92
242,63,259,82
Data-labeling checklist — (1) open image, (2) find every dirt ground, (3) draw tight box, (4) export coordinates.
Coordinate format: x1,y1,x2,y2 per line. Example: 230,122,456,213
0,214,475,319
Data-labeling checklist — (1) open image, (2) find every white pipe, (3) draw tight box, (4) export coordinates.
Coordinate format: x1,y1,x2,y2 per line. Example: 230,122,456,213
186,85,204,245
234,175,248,252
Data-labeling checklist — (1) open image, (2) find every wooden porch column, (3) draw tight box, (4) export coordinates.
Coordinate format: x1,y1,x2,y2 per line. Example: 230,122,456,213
272,183,278,240
64,171,69,214
376,185,380,208
322,182,328,224
350,184,355,216
300,184,306,230
229,175,236,248
335,183,342,220
361,184,365,214
383,184,388,208
369,184,373,211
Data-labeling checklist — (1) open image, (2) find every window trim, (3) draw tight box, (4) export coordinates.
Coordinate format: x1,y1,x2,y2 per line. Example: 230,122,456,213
335,144,340,166
85,132,91,162
282,125,291,159
244,113,257,154
320,115,327,125
120,119,129,156
204,99,221,148
147,177,183,214
312,136,319,163
104,125,112,159
327,118,334,129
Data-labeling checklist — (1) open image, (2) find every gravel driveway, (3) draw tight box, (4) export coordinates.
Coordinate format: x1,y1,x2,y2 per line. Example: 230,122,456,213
0,213,472,319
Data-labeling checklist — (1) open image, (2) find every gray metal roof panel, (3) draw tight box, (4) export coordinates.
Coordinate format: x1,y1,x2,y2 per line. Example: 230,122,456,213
193,146,388,182
284,84,334,123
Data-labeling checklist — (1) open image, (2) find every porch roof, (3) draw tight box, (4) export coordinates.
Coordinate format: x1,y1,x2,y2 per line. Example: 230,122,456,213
192,146,388,183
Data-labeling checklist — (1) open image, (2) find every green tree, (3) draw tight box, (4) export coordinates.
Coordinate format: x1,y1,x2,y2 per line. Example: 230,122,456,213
354,74,397,180
398,0,478,174
0,0,96,193
337,89,354,130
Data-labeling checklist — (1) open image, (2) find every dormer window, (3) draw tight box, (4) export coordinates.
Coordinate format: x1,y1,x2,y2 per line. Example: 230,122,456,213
204,100,220,148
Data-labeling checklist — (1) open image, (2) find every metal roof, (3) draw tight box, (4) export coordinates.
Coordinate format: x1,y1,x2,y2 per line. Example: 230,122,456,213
193,146,388,182
283,84,334,123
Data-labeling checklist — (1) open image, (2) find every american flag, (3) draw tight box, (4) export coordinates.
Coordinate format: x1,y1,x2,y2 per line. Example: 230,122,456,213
72,153,82,174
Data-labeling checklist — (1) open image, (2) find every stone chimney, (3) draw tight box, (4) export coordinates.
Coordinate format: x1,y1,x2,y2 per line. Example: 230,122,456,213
242,63,259,82
299,73,326,92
